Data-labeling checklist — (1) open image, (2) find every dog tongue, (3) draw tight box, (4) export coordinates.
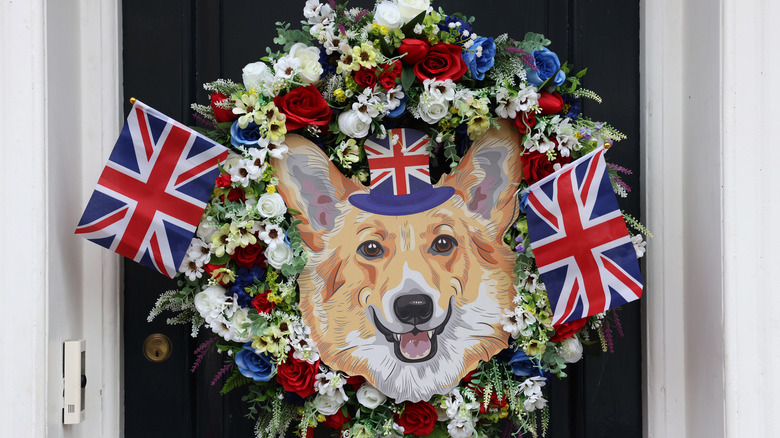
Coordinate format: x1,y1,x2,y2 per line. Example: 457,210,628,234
399,331,431,360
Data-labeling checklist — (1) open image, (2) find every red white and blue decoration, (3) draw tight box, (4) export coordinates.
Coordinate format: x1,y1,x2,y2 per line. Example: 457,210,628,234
526,147,643,325
76,100,228,277
348,128,454,216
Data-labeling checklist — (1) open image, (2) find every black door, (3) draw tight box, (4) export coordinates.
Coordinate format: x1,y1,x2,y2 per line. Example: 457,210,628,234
123,1,642,437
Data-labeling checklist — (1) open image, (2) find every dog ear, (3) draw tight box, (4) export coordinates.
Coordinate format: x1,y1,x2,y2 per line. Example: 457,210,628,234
439,118,524,238
273,134,366,252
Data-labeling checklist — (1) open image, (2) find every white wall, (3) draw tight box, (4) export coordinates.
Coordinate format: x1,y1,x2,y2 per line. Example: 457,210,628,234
0,0,122,437
643,0,780,437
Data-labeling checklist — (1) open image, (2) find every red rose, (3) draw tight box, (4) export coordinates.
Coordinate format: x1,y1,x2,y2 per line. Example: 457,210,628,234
513,112,537,134
323,409,350,430
538,91,564,115
230,242,265,268
345,375,365,391
521,149,571,184
215,173,232,188
210,92,238,123
276,354,320,398
353,67,378,89
251,291,276,314
413,43,469,82
550,317,589,342
273,85,333,131
398,39,430,65
222,187,246,203
377,60,402,90
395,401,437,437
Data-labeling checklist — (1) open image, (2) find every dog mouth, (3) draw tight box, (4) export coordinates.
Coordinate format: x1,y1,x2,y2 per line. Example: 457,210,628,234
370,298,454,363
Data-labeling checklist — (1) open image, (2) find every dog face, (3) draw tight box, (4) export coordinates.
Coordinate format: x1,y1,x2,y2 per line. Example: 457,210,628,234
274,120,523,402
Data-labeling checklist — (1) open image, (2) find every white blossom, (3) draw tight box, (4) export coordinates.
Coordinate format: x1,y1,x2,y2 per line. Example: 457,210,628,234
356,383,387,409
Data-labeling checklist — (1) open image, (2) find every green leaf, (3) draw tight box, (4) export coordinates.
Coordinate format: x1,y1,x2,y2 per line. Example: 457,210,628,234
400,10,426,36
401,65,416,92
211,253,230,266
421,425,450,438
220,368,252,394
217,121,234,132
378,35,393,58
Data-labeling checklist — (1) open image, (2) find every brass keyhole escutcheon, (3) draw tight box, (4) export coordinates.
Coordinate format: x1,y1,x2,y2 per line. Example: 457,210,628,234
143,334,172,363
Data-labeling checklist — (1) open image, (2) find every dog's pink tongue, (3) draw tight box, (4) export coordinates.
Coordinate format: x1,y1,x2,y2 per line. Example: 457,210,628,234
399,332,431,360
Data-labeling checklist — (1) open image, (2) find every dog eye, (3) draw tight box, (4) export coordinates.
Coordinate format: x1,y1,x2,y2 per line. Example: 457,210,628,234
357,240,385,260
430,235,457,255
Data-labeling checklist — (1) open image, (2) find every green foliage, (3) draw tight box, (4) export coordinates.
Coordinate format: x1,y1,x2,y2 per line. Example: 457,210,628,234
221,367,252,394
273,22,314,52
518,32,551,52
623,211,653,238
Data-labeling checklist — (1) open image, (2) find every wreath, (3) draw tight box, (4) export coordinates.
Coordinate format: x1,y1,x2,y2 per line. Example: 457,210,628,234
149,1,649,437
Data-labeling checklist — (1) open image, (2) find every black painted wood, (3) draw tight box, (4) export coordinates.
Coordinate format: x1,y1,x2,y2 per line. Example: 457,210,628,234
123,1,641,437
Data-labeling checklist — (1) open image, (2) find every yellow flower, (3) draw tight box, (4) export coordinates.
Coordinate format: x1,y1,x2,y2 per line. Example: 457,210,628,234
525,340,546,356
316,414,326,423
266,185,276,193
467,115,490,139
337,47,360,74
211,224,233,257
267,117,287,143
353,42,378,69
334,88,347,102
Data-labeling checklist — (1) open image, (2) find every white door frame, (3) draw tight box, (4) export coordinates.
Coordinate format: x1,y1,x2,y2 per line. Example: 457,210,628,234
6,0,780,436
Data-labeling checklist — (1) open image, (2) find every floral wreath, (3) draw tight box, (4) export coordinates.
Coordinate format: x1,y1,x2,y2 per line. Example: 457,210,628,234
149,1,650,437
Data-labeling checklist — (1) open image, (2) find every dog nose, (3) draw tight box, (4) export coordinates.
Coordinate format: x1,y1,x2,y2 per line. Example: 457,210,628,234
394,294,433,326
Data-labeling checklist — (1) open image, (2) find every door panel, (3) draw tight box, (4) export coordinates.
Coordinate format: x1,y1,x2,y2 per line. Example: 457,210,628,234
123,2,641,437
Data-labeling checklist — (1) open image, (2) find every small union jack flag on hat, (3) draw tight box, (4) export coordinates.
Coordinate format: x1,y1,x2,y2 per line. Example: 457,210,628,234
349,128,454,216
75,100,228,277
526,147,643,325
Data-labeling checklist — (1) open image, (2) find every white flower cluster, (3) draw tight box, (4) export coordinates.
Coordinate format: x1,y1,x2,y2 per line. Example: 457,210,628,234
314,365,349,415
435,388,480,438
193,284,252,342
288,318,320,364
518,376,548,411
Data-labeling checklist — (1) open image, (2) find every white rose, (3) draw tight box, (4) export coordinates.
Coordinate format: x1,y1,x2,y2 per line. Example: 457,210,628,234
396,0,430,22
289,43,324,84
559,336,584,363
374,1,403,30
447,416,476,438
265,243,293,269
225,307,252,343
257,193,287,218
338,109,371,138
356,383,387,409
314,393,345,416
196,217,219,242
194,285,229,320
418,96,449,124
242,62,274,94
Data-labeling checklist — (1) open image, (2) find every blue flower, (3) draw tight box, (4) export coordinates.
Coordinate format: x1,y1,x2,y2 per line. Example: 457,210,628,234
230,121,263,148
235,343,275,382
562,94,581,119
462,37,496,81
229,265,267,307
438,15,473,36
518,189,531,214
526,48,566,87
507,349,546,378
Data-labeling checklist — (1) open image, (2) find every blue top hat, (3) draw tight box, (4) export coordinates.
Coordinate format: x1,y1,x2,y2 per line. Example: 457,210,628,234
349,128,455,216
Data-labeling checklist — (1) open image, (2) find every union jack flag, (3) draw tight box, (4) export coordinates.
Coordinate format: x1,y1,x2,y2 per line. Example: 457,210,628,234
363,128,431,196
526,148,643,325
76,101,228,277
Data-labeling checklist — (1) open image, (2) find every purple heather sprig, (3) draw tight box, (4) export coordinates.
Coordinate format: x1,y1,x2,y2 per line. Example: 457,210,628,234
211,363,233,386
191,337,217,373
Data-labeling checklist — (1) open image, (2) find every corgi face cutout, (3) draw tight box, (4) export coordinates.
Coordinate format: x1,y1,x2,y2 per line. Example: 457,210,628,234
274,120,523,402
